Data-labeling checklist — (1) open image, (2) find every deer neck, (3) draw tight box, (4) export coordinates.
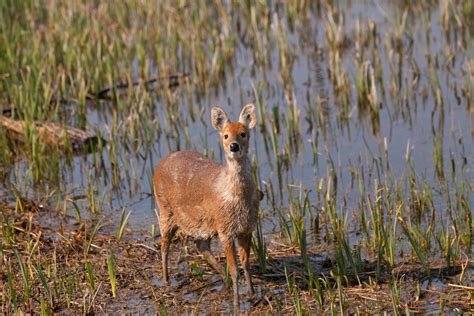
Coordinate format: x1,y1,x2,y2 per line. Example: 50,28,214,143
225,156,251,183
214,155,255,210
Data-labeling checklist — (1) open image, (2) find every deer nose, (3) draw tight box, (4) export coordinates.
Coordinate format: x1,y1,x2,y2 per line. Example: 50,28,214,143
229,142,240,152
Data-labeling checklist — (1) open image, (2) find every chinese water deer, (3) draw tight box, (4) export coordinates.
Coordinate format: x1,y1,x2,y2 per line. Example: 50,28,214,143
153,103,259,307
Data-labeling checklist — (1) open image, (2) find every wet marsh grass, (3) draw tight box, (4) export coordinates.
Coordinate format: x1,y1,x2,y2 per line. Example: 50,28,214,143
0,0,473,314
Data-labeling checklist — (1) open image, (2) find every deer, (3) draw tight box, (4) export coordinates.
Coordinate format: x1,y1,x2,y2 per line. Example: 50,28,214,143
153,103,259,308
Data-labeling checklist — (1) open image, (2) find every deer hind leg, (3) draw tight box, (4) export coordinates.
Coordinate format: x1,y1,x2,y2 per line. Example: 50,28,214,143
237,233,254,295
195,238,224,275
160,223,177,285
156,194,177,286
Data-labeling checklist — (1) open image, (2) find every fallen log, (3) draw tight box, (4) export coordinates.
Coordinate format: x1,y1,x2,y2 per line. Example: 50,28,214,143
0,115,103,153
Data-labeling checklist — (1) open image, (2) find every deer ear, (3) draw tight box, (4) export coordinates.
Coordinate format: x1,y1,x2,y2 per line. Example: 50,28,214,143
239,103,257,129
211,106,229,131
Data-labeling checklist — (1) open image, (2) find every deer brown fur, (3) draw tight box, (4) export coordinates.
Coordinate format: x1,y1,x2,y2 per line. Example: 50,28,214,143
153,103,259,307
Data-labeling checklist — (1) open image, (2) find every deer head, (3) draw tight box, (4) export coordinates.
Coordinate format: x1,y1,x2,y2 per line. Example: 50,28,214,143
211,103,257,160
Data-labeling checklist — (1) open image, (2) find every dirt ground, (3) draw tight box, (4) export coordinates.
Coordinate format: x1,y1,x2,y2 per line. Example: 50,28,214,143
1,200,472,314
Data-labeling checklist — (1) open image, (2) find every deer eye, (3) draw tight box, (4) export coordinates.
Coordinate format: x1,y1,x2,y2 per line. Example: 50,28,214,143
240,132,246,138
224,134,229,139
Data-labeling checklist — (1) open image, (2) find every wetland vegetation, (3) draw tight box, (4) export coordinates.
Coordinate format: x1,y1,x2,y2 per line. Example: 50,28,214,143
0,0,473,314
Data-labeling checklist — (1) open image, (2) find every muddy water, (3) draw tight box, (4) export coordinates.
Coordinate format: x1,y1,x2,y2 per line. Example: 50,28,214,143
9,1,473,238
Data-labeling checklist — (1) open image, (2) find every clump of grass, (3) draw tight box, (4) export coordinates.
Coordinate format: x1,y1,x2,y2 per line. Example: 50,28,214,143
252,211,267,273
33,264,53,309
85,221,104,258
284,266,305,316
107,249,117,298
116,208,131,241
398,217,431,279
355,62,380,134
85,262,95,293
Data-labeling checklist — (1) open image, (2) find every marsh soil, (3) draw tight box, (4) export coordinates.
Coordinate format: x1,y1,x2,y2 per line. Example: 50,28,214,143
1,201,471,314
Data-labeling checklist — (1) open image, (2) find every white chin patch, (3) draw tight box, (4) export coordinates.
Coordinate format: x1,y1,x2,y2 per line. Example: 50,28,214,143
229,151,242,159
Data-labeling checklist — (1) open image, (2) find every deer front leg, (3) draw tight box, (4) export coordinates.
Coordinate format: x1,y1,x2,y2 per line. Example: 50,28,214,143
221,236,239,308
238,233,254,295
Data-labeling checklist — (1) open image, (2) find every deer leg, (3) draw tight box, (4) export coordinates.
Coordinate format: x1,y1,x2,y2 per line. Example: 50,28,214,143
195,238,224,275
221,236,240,308
237,233,254,295
160,224,177,286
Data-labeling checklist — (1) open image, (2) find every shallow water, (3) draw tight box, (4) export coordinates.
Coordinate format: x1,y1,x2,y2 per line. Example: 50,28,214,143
7,1,473,247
